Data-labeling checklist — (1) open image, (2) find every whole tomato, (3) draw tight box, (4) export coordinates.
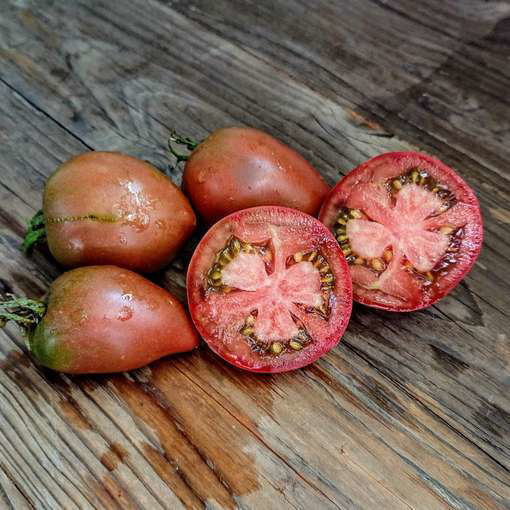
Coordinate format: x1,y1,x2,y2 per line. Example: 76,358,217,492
0,266,199,373
26,152,196,273
178,127,329,225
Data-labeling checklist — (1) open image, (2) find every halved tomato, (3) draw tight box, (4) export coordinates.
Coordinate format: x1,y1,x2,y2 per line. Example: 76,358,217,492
319,152,483,311
187,206,352,372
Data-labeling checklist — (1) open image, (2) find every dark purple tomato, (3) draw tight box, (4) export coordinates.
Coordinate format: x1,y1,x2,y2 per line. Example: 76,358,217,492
41,152,196,272
182,128,329,225
26,266,199,373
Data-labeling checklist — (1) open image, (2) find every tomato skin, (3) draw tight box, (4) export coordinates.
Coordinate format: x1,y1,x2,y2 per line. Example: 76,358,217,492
187,206,352,373
29,266,199,373
182,128,329,225
319,151,483,311
44,152,196,273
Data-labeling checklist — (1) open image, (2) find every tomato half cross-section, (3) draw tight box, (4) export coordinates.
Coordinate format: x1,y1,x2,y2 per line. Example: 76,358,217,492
187,206,353,373
319,152,483,311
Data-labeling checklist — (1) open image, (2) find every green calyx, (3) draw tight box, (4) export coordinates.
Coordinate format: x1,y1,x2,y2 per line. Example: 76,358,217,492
168,130,200,169
0,296,46,335
22,210,46,254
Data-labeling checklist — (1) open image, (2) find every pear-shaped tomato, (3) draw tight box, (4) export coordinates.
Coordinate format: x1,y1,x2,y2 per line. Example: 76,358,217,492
35,152,196,272
24,266,199,373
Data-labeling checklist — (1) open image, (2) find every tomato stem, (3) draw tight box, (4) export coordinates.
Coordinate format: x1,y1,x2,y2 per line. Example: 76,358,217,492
23,210,46,254
168,130,200,167
0,295,46,334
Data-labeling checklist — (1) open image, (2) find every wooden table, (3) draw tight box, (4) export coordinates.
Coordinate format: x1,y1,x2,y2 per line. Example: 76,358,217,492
0,1,509,508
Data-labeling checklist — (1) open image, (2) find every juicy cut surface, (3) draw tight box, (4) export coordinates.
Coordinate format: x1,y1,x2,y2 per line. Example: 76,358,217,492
187,207,352,372
320,152,483,311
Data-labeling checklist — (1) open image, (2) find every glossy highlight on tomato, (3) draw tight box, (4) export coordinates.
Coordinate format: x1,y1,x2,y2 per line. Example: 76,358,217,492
42,152,196,272
187,206,352,373
182,128,329,225
319,152,483,311
27,266,199,373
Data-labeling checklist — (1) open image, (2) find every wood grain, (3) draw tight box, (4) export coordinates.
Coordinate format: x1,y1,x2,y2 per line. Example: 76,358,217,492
0,1,509,508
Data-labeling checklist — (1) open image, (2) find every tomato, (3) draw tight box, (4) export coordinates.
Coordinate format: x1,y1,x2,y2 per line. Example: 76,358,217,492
37,152,196,272
11,266,199,373
180,128,329,225
187,206,352,373
319,152,483,311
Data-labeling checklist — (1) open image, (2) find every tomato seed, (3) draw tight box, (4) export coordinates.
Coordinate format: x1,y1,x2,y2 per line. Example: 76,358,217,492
383,250,393,263
320,274,334,284
349,209,362,219
210,271,222,280
231,238,241,255
241,242,254,253
392,179,402,191
271,342,283,355
371,258,384,271
293,252,303,262
354,257,365,265
241,326,254,336
289,340,303,351
440,226,454,235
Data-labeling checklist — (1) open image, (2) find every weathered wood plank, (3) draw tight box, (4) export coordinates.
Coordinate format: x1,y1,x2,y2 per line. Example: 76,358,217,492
0,1,509,509
0,80,343,510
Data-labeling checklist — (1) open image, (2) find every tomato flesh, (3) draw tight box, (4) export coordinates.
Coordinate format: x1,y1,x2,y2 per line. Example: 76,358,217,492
187,207,352,372
319,152,483,311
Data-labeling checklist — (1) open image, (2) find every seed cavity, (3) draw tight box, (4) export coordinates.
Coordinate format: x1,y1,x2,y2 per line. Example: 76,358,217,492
239,313,312,356
207,237,273,292
387,167,457,214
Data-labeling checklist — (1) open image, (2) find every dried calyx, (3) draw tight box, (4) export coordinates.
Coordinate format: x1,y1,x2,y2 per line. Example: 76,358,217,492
0,295,46,334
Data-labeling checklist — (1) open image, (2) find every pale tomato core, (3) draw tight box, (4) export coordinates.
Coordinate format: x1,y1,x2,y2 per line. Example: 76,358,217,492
221,251,323,340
